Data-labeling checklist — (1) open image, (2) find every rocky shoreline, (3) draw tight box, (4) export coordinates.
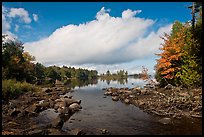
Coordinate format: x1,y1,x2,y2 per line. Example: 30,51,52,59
2,85,83,135
2,81,202,135
103,84,202,119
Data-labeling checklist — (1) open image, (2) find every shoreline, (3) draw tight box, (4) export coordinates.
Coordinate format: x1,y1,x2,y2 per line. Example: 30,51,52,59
2,83,202,135
103,85,202,119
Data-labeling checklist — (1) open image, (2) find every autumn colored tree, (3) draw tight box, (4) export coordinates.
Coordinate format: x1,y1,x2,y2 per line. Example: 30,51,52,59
155,21,185,86
140,66,149,80
155,20,202,87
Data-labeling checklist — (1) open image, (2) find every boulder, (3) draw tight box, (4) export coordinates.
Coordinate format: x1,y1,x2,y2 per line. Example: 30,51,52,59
164,84,174,89
28,129,48,135
138,100,145,106
69,128,82,135
51,115,64,128
104,91,112,96
123,90,132,95
179,92,190,98
54,101,66,110
132,87,141,91
112,96,119,101
10,108,21,117
64,98,81,106
38,102,50,108
158,117,171,125
69,103,82,112
140,89,147,95
124,99,130,104
42,88,52,93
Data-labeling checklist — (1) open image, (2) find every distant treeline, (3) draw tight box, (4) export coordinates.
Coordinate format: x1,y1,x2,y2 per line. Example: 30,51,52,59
2,35,98,86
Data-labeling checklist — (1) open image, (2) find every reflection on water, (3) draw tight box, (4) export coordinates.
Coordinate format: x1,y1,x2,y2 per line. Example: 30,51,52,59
36,77,201,135
61,78,201,135
64,77,146,89
64,78,98,89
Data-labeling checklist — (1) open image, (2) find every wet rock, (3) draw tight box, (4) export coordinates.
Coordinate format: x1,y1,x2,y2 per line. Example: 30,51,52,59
179,92,190,98
28,129,48,135
104,91,112,96
132,87,141,91
25,104,39,114
54,101,66,111
63,95,72,99
37,102,50,108
112,96,119,101
138,100,145,106
69,103,82,112
48,128,62,135
124,99,130,104
56,88,63,91
49,100,55,108
123,90,132,95
165,84,174,89
10,108,21,117
194,96,200,101
140,89,148,95
191,114,202,118
64,98,81,106
69,128,82,135
112,92,118,96
51,115,64,128
42,88,52,93
100,128,109,134
58,106,69,114
158,117,171,125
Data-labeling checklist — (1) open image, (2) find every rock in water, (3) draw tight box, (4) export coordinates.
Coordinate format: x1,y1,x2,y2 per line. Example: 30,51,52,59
69,103,82,111
69,128,82,135
158,117,171,125
112,96,119,101
51,115,64,128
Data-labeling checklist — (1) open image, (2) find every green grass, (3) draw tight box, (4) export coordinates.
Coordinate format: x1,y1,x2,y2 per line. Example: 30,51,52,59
2,79,37,101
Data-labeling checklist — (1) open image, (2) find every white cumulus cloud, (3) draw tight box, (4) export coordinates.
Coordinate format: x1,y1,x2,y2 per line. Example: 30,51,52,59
24,7,172,68
33,14,38,22
122,9,141,19
8,8,32,23
2,5,38,40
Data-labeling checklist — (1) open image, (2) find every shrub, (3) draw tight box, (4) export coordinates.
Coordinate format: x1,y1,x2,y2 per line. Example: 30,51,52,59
2,79,36,101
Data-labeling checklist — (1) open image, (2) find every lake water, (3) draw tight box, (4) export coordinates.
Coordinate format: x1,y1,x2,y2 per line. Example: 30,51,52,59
36,78,202,135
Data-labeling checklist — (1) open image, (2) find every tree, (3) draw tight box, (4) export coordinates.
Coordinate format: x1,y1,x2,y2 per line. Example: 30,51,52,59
188,2,202,30
141,66,149,80
106,70,110,76
155,19,202,87
34,63,46,79
2,35,35,82
155,22,186,86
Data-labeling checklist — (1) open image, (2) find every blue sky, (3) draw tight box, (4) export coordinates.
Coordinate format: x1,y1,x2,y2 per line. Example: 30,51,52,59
2,2,192,75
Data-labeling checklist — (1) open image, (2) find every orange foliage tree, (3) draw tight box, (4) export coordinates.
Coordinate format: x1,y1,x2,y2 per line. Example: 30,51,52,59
155,22,186,85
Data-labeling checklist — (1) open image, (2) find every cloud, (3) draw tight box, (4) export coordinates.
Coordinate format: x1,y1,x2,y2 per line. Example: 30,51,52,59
8,8,31,23
2,5,18,40
14,24,19,32
2,5,37,40
33,14,38,22
24,7,172,68
122,9,141,19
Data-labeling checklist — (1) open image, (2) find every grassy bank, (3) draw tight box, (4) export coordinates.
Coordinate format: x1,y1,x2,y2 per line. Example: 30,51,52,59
2,79,37,101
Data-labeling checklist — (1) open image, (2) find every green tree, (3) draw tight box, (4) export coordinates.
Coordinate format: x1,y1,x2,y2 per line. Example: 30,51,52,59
2,35,35,82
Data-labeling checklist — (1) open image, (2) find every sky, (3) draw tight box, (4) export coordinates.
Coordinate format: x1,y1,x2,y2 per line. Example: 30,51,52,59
2,2,192,75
